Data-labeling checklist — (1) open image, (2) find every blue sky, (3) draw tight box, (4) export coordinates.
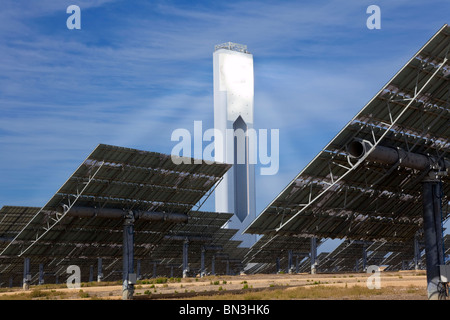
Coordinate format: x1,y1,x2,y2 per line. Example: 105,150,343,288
0,1,449,252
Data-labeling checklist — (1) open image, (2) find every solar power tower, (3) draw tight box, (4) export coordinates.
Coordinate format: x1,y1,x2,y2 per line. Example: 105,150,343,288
245,24,450,299
213,42,257,248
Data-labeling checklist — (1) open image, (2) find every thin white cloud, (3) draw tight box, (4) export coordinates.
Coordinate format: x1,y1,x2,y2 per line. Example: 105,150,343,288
0,0,448,208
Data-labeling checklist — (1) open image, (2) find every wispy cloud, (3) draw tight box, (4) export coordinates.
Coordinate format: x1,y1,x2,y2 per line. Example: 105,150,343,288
0,0,448,207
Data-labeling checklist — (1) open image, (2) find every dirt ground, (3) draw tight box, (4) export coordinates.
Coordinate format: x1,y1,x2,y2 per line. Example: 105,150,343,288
0,270,428,300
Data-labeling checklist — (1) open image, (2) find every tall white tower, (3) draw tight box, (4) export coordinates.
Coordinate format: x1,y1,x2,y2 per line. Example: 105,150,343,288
213,42,257,248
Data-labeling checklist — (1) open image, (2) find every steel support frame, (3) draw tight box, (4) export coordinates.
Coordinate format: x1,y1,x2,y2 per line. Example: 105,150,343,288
136,260,141,280
274,54,447,234
414,233,421,271
287,250,294,274
199,245,222,277
275,257,280,274
422,178,447,300
39,263,44,285
200,246,206,278
97,258,103,282
152,261,158,278
310,237,317,274
362,242,367,272
1,160,105,257
89,265,94,282
23,258,30,290
182,239,189,278
122,213,135,300
211,254,216,276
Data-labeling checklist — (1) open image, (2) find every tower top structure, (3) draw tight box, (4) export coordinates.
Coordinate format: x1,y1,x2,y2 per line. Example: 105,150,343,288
214,42,249,54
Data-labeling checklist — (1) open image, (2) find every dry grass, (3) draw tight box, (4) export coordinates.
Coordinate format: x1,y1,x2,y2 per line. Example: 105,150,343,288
0,288,73,300
184,284,402,300
0,271,428,300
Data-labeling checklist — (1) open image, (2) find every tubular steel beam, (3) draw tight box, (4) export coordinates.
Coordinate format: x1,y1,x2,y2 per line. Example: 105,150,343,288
163,235,213,242
347,139,450,172
63,206,189,223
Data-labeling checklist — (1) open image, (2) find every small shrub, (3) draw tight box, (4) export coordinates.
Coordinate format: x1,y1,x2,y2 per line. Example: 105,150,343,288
30,289,47,298
155,277,168,284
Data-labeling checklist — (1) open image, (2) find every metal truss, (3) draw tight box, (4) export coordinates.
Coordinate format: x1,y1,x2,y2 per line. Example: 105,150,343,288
275,50,448,234
0,160,105,257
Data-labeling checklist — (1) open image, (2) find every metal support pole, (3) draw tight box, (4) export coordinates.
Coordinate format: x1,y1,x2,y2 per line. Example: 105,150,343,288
414,234,420,271
362,243,367,272
310,237,317,274
137,260,141,280
276,257,280,274
182,239,189,278
200,246,206,278
97,258,103,282
23,258,30,290
122,214,135,300
39,263,44,285
89,265,94,282
153,262,157,278
211,255,216,276
288,250,293,274
295,255,299,274
226,260,230,275
422,179,445,300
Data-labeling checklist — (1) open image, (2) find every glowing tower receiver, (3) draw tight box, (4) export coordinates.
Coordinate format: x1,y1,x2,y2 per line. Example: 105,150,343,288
213,42,257,248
